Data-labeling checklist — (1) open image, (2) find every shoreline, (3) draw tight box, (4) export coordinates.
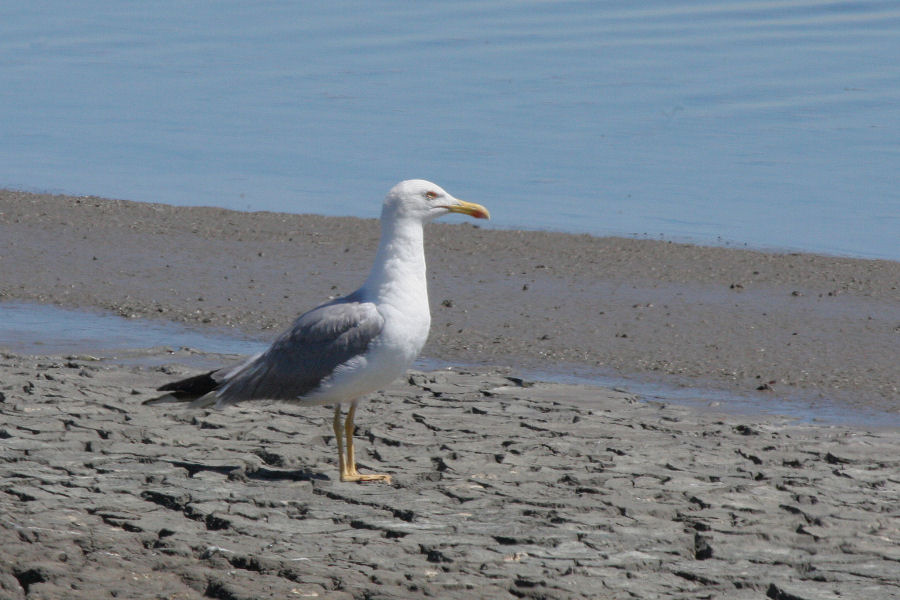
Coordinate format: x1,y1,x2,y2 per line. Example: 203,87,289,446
1,188,898,417
2,299,898,429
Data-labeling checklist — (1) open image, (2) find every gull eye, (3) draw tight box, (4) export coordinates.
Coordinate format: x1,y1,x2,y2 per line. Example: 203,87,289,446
425,191,439,200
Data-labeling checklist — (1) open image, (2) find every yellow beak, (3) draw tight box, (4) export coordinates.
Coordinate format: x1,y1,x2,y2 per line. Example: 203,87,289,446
444,199,490,220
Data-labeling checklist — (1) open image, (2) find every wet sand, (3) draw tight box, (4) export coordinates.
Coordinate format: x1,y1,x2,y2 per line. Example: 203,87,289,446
1,190,899,598
1,189,898,413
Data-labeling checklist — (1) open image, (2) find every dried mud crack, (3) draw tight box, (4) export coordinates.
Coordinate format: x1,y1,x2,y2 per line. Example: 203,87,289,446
1,355,898,599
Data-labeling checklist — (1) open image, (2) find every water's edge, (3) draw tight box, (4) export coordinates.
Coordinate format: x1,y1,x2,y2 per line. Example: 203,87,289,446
2,301,895,429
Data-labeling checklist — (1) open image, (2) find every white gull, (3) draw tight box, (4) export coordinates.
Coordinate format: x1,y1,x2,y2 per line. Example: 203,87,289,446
147,179,490,483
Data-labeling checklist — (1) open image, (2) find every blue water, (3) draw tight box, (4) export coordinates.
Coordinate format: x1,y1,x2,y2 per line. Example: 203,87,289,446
0,302,267,357
2,2,898,259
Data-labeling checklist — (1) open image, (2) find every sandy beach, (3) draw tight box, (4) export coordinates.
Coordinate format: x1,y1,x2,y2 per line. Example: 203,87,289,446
1,190,899,598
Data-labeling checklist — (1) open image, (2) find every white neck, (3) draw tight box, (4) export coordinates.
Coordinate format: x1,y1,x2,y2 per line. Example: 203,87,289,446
363,215,428,306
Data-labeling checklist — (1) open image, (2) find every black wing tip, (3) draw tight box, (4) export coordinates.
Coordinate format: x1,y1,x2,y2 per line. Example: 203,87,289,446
154,370,219,397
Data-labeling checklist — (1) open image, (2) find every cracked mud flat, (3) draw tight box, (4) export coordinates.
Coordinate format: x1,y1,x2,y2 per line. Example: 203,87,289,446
2,353,898,599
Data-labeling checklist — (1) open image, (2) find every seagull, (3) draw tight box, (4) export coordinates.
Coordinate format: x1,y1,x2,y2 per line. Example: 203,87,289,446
146,180,489,483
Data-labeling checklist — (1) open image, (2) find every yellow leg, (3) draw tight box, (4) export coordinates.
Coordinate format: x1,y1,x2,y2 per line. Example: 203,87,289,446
336,402,391,484
345,402,357,472
332,404,346,477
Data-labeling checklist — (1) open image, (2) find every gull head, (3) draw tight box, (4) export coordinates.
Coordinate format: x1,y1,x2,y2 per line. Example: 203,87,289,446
383,179,490,223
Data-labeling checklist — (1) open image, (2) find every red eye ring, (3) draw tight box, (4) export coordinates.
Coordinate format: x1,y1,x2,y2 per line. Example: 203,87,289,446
425,191,439,200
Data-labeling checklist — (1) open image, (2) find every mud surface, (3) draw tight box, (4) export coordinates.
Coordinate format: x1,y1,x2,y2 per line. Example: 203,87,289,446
2,353,899,599
2,190,898,598
1,190,898,415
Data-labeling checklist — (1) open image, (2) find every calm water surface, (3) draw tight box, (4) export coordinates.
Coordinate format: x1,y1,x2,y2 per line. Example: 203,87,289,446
2,1,898,258
0,302,266,357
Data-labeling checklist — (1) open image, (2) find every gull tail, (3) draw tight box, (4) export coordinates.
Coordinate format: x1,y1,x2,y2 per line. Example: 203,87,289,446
144,370,220,408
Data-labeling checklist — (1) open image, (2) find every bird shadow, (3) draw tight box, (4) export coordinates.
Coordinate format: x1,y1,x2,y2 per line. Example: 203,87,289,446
165,459,327,482
245,465,328,482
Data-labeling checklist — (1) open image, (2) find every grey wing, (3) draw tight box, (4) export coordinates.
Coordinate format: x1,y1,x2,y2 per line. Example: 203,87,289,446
215,296,384,405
